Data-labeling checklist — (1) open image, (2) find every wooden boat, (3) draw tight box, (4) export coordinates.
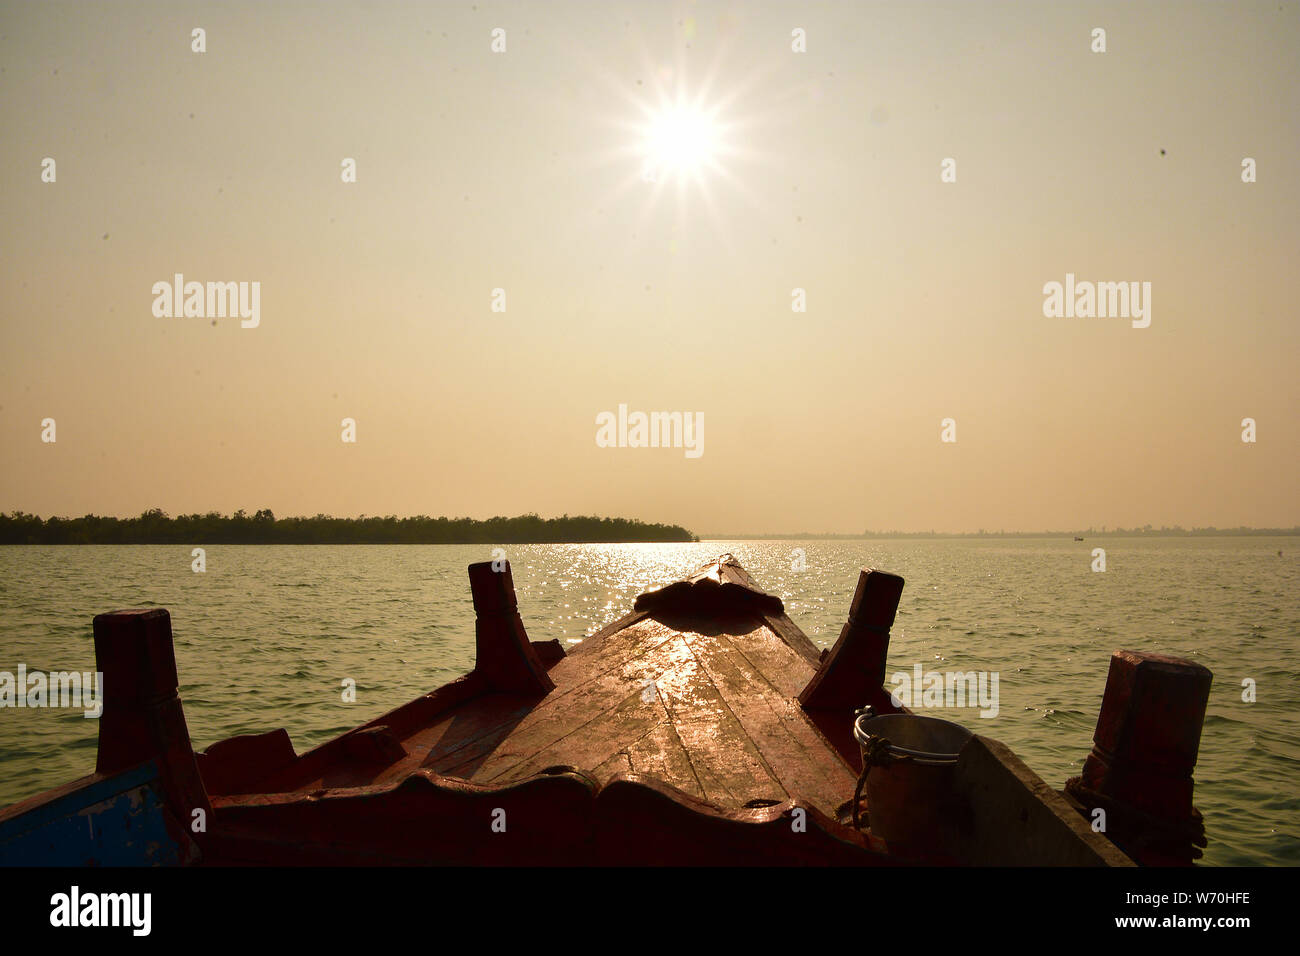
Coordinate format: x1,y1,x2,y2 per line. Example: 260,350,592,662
0,556,1211,866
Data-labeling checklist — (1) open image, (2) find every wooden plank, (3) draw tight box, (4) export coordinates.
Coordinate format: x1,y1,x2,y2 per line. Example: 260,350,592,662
257,672,491,791
685,628,857,817
762,611,824,669
716,558,757,590
265,693,534,787
410,694,533,762
653,636,789,808
555,614,672,675
591,749,632,782
491,683,667,785
724,618,819,699
420,699,538,777
562,610,649,660
470,634,694,782
624,724,706,800
427,618,678,777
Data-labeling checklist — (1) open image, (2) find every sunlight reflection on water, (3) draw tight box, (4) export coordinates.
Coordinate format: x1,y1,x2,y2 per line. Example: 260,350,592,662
0,538,1295,865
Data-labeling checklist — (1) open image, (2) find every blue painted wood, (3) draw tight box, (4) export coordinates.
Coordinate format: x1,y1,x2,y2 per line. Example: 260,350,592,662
0,763,186,866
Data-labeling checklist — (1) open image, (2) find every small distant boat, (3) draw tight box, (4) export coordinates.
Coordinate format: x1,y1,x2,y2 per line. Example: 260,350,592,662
0,556,1211,866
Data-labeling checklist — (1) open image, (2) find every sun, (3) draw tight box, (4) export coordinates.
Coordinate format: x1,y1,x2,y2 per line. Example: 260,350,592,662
563,38,775,245
641,103,722,183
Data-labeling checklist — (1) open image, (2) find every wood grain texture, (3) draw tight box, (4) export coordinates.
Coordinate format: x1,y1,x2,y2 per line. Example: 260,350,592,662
237,572,854,819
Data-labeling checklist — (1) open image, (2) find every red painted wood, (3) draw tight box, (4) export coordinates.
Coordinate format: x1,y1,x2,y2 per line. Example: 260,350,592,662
92,609,211,827
1065,649,1212,865
468,560,555,695
197,729,296,795
591,774,894,866
798,569,904,712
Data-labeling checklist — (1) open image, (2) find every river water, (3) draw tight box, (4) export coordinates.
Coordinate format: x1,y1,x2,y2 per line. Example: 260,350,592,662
0,538,1295,865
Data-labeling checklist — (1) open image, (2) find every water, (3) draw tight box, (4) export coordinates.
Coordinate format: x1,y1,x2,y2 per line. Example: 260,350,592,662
0,538,1295,866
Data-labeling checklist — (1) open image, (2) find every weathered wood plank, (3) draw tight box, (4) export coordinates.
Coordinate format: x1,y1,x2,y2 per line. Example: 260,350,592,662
562,610,649,659
425,618,677,776
624,724,707,800
490,684,668,785
591,749,633,782
653,638,789,807
722,617,819,699
685,629,857,816
420,701,538,777
409,695,538,778
762,610,824,669
470,634,694,782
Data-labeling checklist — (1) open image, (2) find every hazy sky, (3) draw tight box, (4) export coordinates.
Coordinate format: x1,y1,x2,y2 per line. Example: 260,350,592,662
2,0,1296,534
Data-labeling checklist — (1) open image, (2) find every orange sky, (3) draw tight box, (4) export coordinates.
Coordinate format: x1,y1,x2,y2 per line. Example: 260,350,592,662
2,0,1296,533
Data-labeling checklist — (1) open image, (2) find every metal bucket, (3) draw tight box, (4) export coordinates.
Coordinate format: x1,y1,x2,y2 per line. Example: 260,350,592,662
854,712,973,855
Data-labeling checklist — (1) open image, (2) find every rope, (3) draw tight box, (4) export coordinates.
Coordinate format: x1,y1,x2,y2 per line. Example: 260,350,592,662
851,735,910,832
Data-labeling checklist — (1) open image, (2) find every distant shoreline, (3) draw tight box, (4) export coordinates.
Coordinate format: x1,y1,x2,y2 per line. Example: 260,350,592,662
0,510,698,545
3,511,1294,544
701,529,1300,540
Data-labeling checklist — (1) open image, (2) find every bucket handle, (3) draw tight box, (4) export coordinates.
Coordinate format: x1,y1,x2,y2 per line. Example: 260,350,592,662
853,712,964,766
851,731,913,832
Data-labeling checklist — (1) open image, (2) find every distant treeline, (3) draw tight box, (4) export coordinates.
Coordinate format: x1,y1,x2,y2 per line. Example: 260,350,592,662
0,510,698,544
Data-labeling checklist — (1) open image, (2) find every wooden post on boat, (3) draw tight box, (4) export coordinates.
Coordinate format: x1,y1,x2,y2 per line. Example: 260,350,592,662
1064,650,1212,866
798,568,905,712
93,609,211,831
796,569,905,769
468,560,555,696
